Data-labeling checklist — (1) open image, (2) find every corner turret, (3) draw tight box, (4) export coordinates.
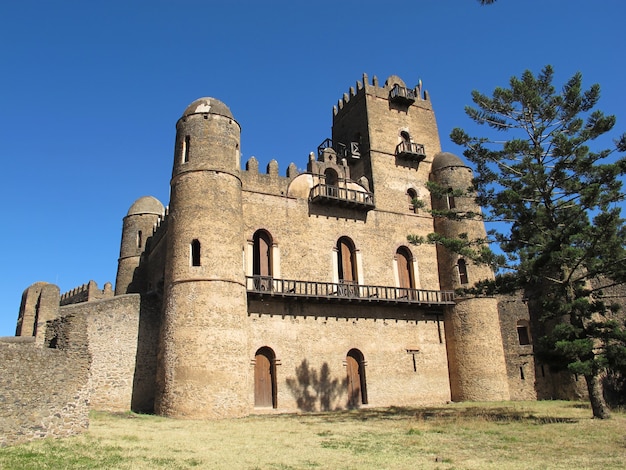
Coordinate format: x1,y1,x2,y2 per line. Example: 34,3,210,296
430,151,510,402
115,196,164,295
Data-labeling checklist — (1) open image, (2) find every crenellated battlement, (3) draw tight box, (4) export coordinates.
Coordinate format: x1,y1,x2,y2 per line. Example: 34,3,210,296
242,157,300,179
333,73,431,117
60,280,113,306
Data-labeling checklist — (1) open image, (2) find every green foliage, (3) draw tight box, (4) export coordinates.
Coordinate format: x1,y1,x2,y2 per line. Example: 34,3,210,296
450,65,626,416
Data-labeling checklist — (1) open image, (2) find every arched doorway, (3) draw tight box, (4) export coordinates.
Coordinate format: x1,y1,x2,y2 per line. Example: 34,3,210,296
337,237,358,296
346,348,367,407
396,246,415,299
254,347,277,408
324,168,339,197
253,230,272,291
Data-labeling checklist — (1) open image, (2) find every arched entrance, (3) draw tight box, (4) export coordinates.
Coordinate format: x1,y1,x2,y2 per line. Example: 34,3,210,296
254,347,277,408
346,348,367,407
253,230,272,291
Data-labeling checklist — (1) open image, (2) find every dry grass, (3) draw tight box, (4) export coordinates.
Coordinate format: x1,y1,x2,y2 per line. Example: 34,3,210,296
1,401,625,469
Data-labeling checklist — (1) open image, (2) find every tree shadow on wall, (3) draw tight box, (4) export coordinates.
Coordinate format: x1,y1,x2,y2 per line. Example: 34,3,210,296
286,359,347,411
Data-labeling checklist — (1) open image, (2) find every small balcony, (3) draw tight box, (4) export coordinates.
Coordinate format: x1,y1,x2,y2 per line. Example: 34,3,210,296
246,276,455,307
396,141,426,162
389,84,416,105
309,184,375,211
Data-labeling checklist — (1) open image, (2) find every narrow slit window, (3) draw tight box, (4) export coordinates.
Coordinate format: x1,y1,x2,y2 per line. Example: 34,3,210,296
137,230,143,249
191,239,201,266
458,258,469,285
407,188,418,213
182,135,190,163
520,366,525,380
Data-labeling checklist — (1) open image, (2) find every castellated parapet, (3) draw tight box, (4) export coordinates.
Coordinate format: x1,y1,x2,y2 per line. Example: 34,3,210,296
4,73,602,442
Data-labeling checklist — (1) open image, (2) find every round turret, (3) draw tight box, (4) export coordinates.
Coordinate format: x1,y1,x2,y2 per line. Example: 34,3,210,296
172,97,241,178
156,96,248,419
430,152,510,402
115,196,164,295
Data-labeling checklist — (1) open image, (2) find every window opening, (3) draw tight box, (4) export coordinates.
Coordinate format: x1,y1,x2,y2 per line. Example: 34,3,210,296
407,188,418,213
137,230,143,249
191,239,201,266
520,366,525,380
446,187,456,210
182,135,190,163
458,258,469,285
516,320,531,345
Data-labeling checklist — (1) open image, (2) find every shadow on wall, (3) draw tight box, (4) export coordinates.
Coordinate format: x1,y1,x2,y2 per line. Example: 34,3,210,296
286,359,349,411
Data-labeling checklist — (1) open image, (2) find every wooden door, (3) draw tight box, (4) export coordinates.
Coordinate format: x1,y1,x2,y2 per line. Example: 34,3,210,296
346,354,360,407
255,349,274,408
397,249,414,299
346,349,367,407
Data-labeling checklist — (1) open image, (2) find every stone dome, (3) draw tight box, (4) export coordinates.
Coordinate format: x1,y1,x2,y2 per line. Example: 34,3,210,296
127,196,164,216
181,97,233,119
431,152,467,172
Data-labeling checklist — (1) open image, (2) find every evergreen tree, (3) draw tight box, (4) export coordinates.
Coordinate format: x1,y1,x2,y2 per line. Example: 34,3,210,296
442,66,626,418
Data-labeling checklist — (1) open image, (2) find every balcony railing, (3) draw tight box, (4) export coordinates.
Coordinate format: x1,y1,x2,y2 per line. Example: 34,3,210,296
389,84,416,105
395,141,426,162
317,138,360,160
310,184,375,210
246,276,455,306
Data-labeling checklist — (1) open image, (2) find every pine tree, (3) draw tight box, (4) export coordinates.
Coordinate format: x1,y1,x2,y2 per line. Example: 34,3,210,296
444,66,626,418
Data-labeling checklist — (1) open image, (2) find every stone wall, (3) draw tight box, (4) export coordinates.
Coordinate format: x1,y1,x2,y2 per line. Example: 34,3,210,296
59,294,141,412
0,336,90,447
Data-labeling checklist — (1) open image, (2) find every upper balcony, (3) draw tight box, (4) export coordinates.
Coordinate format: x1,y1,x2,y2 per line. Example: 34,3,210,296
309,184,375,211
247,276,455,307
396,141,426,163
389,84,417,105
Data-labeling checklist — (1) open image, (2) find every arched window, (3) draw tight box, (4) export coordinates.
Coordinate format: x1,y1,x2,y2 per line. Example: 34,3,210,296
346,349,367,407
396,247,415,296
406,188,418,213
337,237,358,292
517,320,531,345
254,346,277,408
253,230,273,290
190,239,201,267
457,258,468,285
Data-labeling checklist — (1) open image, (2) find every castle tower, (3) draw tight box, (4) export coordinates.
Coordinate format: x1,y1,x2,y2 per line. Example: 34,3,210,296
430,152,510,401
331,74,441,213
155,98,249,418
115,196,164,295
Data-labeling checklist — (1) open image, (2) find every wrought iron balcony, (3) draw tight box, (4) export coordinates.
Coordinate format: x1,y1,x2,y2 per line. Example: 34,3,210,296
395,141,426,162
389,84,416,105
246,276,455,306
317,138,360,160
309,184,375,210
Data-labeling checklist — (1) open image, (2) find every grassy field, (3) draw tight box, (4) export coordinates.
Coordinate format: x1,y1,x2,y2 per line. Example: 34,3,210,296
0,401,624,469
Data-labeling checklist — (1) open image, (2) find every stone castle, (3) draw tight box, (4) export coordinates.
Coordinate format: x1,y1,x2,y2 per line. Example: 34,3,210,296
1,74,584,445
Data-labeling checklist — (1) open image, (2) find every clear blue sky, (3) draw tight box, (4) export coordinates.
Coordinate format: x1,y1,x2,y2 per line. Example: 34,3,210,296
1,0,624,336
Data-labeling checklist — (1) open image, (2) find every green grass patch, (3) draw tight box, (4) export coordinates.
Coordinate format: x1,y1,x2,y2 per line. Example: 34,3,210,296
1,401,625,469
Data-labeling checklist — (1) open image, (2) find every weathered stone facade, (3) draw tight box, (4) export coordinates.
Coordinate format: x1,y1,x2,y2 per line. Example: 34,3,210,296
6,73,615,443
